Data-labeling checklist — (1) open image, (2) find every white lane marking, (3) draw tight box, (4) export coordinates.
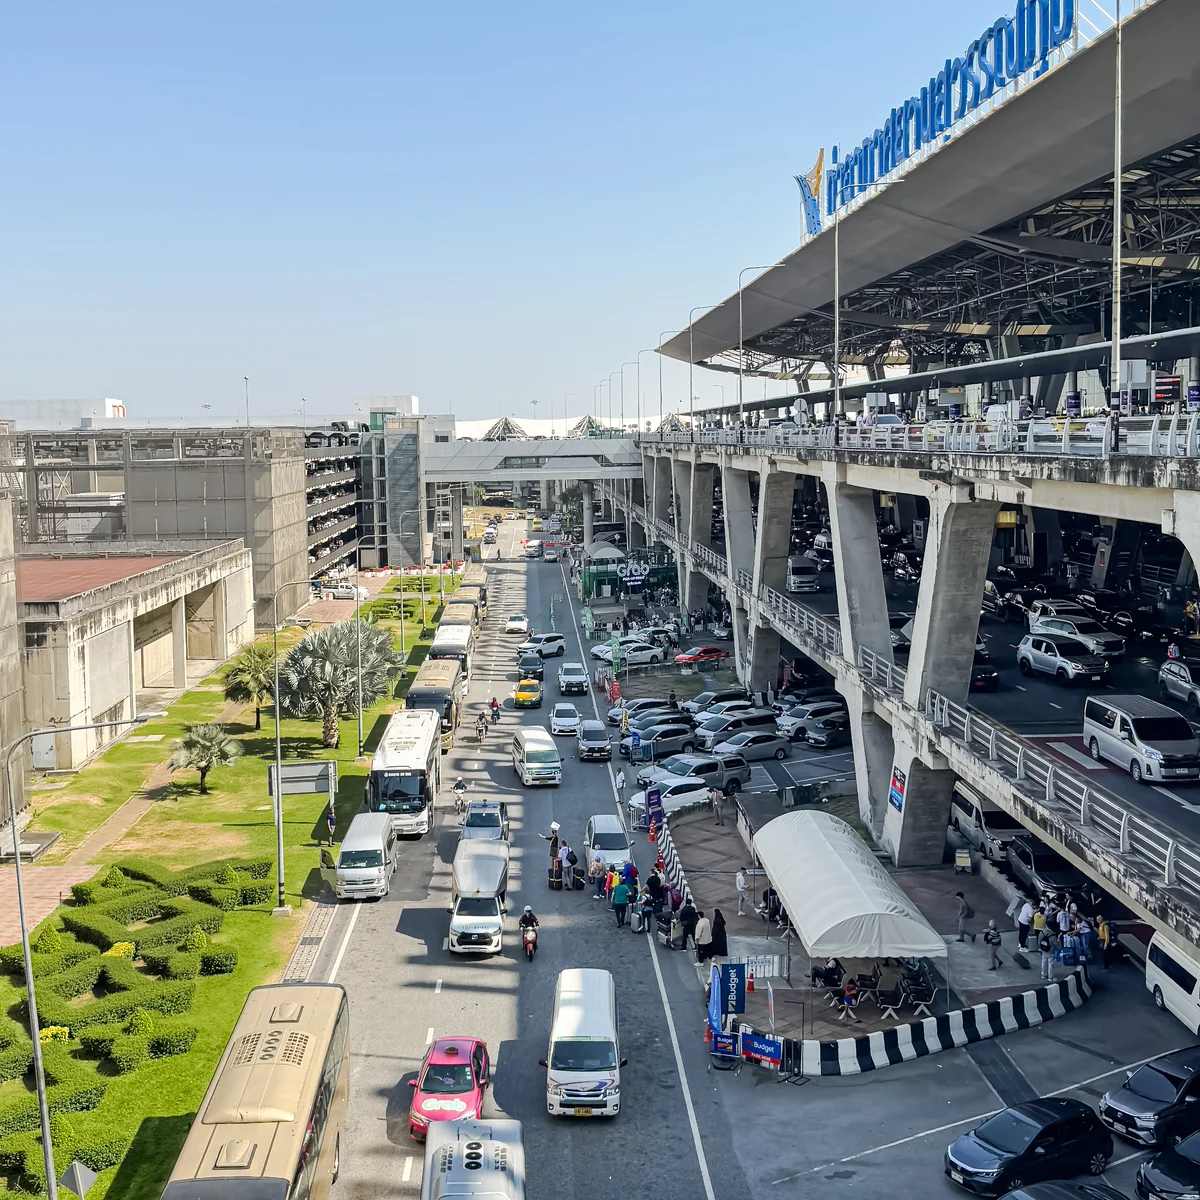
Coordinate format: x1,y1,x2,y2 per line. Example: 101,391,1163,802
425,1026,435,1045
1110,1150,1148,1168
442,937,449,950
1009,643,1021,649
557,559,715,1200
1015,684,1028,691
402,1156,414,1182
787,1047,1191,1183
1049,742,1107,771
1048,702,1063,710
434,978,443,994
326,900,362,984
1154,785,1195,806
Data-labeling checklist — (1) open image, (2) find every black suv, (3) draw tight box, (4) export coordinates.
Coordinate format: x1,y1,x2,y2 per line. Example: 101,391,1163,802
1100,1047,1200,1147
577,720,612,761
517,652,545,681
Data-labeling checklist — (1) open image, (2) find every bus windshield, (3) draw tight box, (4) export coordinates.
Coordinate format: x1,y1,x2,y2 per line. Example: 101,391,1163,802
407,694,454,725
374,773,428,813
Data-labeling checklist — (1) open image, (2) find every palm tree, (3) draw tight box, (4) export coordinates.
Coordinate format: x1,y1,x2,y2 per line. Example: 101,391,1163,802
222,642,277,730
168,724,242,794
277,621,402,747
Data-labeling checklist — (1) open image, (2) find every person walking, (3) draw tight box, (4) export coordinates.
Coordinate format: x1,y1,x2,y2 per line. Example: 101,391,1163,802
735,867,750,917
695,911,713,962
711,786,725,826
646,870,664,916
589,849,606,900
1017,898,1033,953
679,899,699,949
984,919,1004,970
954,892,976,943
710,909,728,958
1097,914,1114,968
1039,926,1057,981
610,878,631,928
614,768,626,809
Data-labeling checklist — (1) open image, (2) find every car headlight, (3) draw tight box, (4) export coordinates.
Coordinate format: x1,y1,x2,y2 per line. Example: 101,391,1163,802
547,1084,566,1098
1067,661,1084,671
410,1111,429,1126
1134,1115,1159,1128
600,1086,620,1098
1145,748,1164,762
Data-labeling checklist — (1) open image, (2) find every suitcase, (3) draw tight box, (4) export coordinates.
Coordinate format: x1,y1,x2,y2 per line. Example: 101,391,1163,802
548,867,562,891
631,909,646,933
573,874,585,891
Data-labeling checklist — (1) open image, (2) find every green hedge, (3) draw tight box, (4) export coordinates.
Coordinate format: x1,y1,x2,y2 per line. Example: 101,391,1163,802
0,1017,32,1083
0,1045,106,1142
116,857,271,896
36,970,196,1033
0,940,96,979
200,947,238,975
187,883,240,911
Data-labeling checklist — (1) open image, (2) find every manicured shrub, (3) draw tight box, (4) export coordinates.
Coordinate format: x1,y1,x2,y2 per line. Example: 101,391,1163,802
239,882,274,906
200,947,238,975
0,940,95,979
109,1037,149,1074
79,1025,121,1059
124,1008,154,1036
104,866,125,889
39,1027,69,1045
35,928,62,955
187,884,240,911
219,864,239,886
183,925,209,952
101,941,135,959
149,1026,198,1057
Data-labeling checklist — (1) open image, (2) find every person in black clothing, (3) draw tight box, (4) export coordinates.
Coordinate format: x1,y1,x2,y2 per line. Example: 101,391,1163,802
518,906,539,930
710,909,728,958
679,900,699,949
645,870,664,914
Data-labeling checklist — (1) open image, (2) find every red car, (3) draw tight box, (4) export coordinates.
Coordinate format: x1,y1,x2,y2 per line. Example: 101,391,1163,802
674,646,730,665
407,1036,491,1140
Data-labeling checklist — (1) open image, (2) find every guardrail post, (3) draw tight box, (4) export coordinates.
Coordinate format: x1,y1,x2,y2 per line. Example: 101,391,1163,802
987,727,998,761
1015,745,1025,781
1118,811,1130,853
1165,840,1178,885
962,712,972,746
1045,765,1055,804
1079,788,1090,827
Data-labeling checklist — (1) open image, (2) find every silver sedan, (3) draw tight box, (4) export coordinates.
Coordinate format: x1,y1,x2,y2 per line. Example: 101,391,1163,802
712,730,789,762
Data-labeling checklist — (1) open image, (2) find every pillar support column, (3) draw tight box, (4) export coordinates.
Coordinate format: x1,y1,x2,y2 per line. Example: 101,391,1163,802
171,597,187,688
581,481,594,549
881,729,957,866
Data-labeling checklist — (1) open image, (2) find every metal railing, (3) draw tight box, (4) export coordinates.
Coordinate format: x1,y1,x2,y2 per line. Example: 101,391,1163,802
640,414,1200,461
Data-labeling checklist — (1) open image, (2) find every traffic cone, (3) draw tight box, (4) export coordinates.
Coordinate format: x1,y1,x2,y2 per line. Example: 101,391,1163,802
703,1023,712,1044
647,821,657,845
746,969,755,994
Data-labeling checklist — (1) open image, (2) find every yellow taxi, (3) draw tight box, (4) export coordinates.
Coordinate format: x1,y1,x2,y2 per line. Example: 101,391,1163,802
514,678,543,708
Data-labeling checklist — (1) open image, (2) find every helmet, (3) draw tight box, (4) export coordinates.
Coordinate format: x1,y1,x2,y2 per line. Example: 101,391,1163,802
523,905,532,915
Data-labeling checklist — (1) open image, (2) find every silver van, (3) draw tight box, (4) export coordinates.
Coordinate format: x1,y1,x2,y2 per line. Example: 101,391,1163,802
1083,695,1200,784
512,727,562,786
948,782,1024,863
694,708,777,751
335,812,397,900
448,841,510,954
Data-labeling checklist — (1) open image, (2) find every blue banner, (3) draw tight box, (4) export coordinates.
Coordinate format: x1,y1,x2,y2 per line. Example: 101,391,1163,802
707,966,721,1034
711,1031,739,1058
1189,383,1200,413
646,786,663,829
1065,392,1081,417
719,963,747,1014
741,1030,784,1066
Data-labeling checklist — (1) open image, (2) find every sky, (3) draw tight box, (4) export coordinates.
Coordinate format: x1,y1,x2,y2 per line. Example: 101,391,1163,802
1,0,1006,425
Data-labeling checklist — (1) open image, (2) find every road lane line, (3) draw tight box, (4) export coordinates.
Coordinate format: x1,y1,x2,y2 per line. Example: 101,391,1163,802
1049,742,1107,771
402,1156,414,1182
326,900,361,984
1048,702,1063,709
434,978,443,994
1015,684,1027,691
425,1026,435,1045
1154,785,1194,806
558,559,716,1200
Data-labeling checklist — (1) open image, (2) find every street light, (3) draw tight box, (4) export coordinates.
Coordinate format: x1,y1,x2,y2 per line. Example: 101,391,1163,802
635,348,657,432
738,264,775,422
607,371,621,429
620,362,636,432
1111,0,1124,411
4,711,167,1200
657,330,681,430
688,305,720,428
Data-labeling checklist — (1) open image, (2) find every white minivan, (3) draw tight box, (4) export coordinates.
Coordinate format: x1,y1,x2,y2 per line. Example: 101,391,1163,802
948,782,1025,863
1147,932,1200,1035
335,812,397,900
512,727,562,786
1083,695,1200,784
540,968,625,1118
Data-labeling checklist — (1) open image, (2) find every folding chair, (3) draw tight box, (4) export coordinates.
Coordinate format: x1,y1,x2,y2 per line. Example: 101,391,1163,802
853,965,881,1005
875,982,905,1021
836,994,861,1022
906,979,935,1018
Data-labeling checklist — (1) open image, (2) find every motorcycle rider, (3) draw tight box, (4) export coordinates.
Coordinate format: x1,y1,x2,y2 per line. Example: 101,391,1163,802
453,777,466,809
489,696,501,723
519,905,539,930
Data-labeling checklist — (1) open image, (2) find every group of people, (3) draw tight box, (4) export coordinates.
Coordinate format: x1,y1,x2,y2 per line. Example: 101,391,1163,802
675,899,729,961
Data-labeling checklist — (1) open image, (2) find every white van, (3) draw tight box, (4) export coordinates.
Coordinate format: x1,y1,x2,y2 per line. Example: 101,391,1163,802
1147,932,1200,1035
448,841,510,955
948,782,1025,863
540,968,624,1118
335,812,397,900
1083,695,1200,784
512,727,562,786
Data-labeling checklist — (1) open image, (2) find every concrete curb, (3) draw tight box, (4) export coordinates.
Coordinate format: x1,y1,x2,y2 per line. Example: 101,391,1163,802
736,967,1092,1077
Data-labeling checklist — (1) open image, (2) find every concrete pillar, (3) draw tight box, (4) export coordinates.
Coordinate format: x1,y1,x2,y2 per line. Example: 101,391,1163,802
582,481,594,549
721,467,754,582
652,457,672,527
540,480,550,510
171,597,188,688
628,521,646,551
213,577,229,659
688,465,715,554
748,624,781,695
845,687,896,837
731,600,751,684
450,488,464,562
881,731,956,866
823,470,892,664
671,458,692,547
601,496,612,522
1027,507,1063,575
752,469,794,597
902,486,1000,708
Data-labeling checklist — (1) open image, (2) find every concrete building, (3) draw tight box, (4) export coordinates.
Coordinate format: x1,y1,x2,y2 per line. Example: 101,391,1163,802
19,540,254,771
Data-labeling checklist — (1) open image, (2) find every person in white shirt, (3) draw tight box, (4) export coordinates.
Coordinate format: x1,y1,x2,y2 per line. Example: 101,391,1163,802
558,842,573,890
1017,899,1034,953
735,868,750,917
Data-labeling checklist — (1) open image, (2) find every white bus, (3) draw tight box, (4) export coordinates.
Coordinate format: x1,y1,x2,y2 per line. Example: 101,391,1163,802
429,623,474,681
422,1120,525,1199
365,709,441,836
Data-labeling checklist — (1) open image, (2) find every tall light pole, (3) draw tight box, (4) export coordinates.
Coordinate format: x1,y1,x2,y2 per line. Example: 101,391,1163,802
635,349,656,433
593,383,602,420
688,305,719,428
1111,0,1124,413
599,379,610,428
561,394,574,437
738,265,774,422
607,371,621,429
620,362,636,432
658,330,681,430
5,712,167,1200
244,376,250,427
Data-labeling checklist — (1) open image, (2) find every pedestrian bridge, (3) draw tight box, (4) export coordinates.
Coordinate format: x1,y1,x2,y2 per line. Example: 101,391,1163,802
423,436,642,484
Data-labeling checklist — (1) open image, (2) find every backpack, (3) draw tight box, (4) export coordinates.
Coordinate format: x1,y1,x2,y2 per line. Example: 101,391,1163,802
963,901,975,920
566,850,578,866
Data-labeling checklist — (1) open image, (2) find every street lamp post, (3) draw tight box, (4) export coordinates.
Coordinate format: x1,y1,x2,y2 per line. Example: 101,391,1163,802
688,305,719,428
620,362,636,432
658,330,681,430
1111,0,1124,412
635,349,656,433
738,265,774,422
5,712,167,1200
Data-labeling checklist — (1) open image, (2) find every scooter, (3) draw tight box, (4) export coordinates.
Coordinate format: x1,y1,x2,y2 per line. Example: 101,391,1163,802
522,926,538,961
453,783,467,815
490,705,500,726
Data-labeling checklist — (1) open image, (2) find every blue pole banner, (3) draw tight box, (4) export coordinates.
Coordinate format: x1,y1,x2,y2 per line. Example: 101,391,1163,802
707,966,721,1034
1188,384,1200,413
1065,392,1081,416
720,963,747,1015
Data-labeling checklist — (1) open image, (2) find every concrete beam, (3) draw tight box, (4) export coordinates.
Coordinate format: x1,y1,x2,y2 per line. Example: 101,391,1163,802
171,597,187,688
721,467,754,582
752,469,794,598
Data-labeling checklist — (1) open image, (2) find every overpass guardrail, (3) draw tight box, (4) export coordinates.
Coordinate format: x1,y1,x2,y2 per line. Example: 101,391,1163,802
604,482,1200,913
640,414,1200,459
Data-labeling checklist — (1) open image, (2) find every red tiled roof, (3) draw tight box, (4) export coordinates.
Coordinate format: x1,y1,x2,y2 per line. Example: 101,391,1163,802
18,555,183,603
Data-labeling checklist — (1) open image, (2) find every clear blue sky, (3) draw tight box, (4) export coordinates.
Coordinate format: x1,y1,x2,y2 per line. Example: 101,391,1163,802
2,0,1003,424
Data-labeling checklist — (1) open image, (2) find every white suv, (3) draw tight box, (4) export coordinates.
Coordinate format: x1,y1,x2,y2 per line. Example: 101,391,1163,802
520,633,567,658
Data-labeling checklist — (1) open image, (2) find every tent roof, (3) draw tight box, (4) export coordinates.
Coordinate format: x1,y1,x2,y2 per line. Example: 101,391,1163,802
585,542,625,560
751,811,946,959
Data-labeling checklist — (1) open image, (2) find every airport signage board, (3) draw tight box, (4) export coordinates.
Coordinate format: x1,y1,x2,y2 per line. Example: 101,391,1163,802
825,0,1076,218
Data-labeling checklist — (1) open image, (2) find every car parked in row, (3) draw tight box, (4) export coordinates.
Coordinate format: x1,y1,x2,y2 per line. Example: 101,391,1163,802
606,696,670,725
1100,1046,1200,1147
778,699,846,742
805,713,852,749
1029,615,1125,659
713,730,789,762
1006,834,1086,898
1159,658,1200,712
694,708,777,751
674,646,730,665
618,723,696,759
635,751,751,795
681,688,747,716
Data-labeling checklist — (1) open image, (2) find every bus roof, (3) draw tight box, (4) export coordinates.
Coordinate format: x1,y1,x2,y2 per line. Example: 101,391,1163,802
430,624,473,650
423,1119,524,1200
372,709,441,772
409,658,463,689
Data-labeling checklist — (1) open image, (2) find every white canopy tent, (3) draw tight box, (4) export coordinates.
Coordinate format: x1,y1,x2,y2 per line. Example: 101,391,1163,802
751,811,947,960
585,542,626,560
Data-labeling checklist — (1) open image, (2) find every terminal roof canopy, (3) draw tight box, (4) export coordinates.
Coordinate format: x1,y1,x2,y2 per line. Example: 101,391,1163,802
752,811,946,959
585,542,625,561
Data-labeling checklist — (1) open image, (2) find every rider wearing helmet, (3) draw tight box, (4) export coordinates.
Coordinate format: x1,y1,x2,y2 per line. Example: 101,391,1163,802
518,905,539,929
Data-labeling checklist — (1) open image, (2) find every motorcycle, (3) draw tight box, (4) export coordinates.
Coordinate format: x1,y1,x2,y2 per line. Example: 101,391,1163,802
453,783,467,815
490,705,500,726
522,926,538,961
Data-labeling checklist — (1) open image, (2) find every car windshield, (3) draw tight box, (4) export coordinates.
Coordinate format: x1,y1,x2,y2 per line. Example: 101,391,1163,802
456,896,500,917
464,811,501,828
1177,1132,1200,1164
550,1038,618,1071
1029,849,1069,869
339,849,382,869
725,733,751,745
1126,1065,1182,1102
700,717,730,731
1132,716,1195,742
580,725,606,741
420,1062,473,1093
526,749,559,764
593,832,628,851
692,693,715,706
973,1110,1040,1154
664,759,694,776
682,647,705,656
553,706,576,718
562,667,586,677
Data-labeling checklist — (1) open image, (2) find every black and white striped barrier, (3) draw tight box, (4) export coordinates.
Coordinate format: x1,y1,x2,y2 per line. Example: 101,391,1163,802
656,817,693,906
736,968,1092,1077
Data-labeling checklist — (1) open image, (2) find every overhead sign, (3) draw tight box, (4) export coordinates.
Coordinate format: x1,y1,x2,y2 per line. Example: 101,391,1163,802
825,0,1076,218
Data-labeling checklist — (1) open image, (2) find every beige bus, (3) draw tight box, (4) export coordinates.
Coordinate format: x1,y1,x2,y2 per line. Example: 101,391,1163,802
163,983,349,1200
